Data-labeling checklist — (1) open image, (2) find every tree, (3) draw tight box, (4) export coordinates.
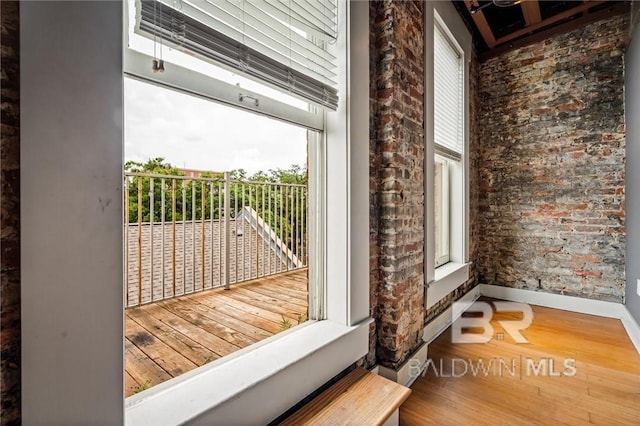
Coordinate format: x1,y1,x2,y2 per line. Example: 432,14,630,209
125,159,307,256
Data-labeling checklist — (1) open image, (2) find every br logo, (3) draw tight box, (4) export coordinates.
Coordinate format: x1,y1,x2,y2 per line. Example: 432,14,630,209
451,301,533,344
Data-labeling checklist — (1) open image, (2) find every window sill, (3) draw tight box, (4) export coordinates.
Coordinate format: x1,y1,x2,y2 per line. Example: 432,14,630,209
426,262,470,309
125,318,372,426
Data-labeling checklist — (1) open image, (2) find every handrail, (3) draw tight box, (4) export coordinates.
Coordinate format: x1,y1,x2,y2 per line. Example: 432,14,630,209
123,171,308,307
124,171,306,188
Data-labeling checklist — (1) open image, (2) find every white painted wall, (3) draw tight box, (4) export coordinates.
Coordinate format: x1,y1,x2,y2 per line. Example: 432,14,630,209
21,1,124,423
626,16,640,325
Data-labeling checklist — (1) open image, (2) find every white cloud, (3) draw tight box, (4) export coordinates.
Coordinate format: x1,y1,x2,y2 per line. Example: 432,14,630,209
124,78,308,175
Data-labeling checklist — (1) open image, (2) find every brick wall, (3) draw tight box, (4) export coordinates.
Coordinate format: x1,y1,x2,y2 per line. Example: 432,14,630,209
369,0,426,369
477,15,628,302
0,2,21,424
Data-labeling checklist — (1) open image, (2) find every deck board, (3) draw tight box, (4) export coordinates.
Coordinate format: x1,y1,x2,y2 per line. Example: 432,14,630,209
184,293,282,334
125,269,308,397
124,339,172,391
127,308,219,367
126,320,198,377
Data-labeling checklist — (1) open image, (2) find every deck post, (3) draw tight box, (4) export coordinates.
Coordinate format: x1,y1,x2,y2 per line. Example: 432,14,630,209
224,172,231,289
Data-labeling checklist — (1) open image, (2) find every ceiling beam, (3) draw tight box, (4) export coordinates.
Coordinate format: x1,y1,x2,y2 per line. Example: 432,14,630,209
464,0,497,48
480,1,628,61
494,0,607,46
521,1,542,26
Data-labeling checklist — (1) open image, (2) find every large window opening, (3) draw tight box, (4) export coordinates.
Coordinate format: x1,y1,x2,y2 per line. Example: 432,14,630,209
21,1,369,423
425,3,471,310
122,0,336,398
433,17,463,269
124,80,315,396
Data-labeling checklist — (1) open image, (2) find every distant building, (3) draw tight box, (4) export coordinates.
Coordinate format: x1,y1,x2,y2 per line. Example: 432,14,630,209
178,168,221,178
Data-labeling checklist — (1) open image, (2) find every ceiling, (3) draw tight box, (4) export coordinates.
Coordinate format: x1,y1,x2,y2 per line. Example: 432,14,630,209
454,1,629,60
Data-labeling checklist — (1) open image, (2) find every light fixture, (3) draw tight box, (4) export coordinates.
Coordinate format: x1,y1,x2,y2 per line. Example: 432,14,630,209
470,0,523,15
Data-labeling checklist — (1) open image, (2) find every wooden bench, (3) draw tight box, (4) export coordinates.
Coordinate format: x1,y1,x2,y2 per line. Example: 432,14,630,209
279,368,411,426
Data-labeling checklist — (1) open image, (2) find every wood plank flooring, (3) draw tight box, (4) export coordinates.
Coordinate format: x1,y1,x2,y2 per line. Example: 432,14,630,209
125,269,308,396
400,299,640,425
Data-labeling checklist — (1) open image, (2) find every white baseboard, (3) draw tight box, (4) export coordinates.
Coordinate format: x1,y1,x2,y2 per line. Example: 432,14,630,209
378,342,429,388
377,286,481,387
422,285,481,345
378,284,640,388
621,307,640,353
479,284,624,318
479,284,640,353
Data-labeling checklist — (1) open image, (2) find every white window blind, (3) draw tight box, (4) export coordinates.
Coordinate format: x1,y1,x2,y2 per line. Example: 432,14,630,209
136,0,339,109
434,22,463,160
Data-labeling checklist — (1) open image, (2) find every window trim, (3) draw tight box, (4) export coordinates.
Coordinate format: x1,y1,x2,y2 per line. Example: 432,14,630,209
20,0,370,424
434,155,450,267
424,1,472,309
124,0,371,424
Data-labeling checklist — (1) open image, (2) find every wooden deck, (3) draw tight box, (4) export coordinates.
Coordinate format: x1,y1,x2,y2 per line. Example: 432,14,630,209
400,299,640,425
125,269,308,396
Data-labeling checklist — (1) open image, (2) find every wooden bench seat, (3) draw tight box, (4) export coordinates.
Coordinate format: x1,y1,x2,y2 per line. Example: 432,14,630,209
279,368,411,426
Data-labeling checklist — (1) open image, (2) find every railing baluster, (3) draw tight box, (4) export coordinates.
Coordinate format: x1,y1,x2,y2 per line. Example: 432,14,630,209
286,186,290,272
267,184,272,276
201,181,205,291
224,172,231,290
150,177,154,302
295,185,300,269
261,184,266,277
209,182,214,290
137,176,143,306
279,185,284,274
242,183,246,282
172,179,176,297
124,176,130,307
182,180,186,295
218,181,222,288
302,189,307,267
249,185,254,280
234,183,242,282
191,179,196,293
161,178,165,300
299,185,303,267
234,181,238,285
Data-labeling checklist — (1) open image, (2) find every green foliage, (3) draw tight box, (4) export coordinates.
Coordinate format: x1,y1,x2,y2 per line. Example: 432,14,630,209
131,380,151,394
279,315,293,331
125,158,308,256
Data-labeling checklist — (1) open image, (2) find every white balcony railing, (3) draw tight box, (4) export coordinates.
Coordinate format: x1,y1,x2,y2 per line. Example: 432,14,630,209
124,172,307,308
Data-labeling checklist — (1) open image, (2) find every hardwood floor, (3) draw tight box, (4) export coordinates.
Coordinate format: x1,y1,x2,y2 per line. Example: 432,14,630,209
124,269,308,397
401,299,640,425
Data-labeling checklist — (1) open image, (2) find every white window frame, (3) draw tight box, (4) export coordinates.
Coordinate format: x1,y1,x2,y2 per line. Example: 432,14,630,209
424,2,472,310
434,155,450,267
20,1,371,424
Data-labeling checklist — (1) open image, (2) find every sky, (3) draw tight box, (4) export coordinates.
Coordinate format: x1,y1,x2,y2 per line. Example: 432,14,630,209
124,78,308,176
123,1,308,176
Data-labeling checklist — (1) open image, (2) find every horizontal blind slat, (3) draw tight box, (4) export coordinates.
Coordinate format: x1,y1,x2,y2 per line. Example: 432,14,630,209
434,22,463,155
204,0,337,71
138,0,339,109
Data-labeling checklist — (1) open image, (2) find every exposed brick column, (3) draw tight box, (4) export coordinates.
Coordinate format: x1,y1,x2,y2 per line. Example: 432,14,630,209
477,14,628,302
370,0,425,369
1,1,21,424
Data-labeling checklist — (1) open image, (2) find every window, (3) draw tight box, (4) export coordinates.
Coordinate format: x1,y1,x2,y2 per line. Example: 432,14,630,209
424,4,471,309
21,2,368,423
434,155,450,266
123,0,334,398
433,19,463,268
123,1,371,424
